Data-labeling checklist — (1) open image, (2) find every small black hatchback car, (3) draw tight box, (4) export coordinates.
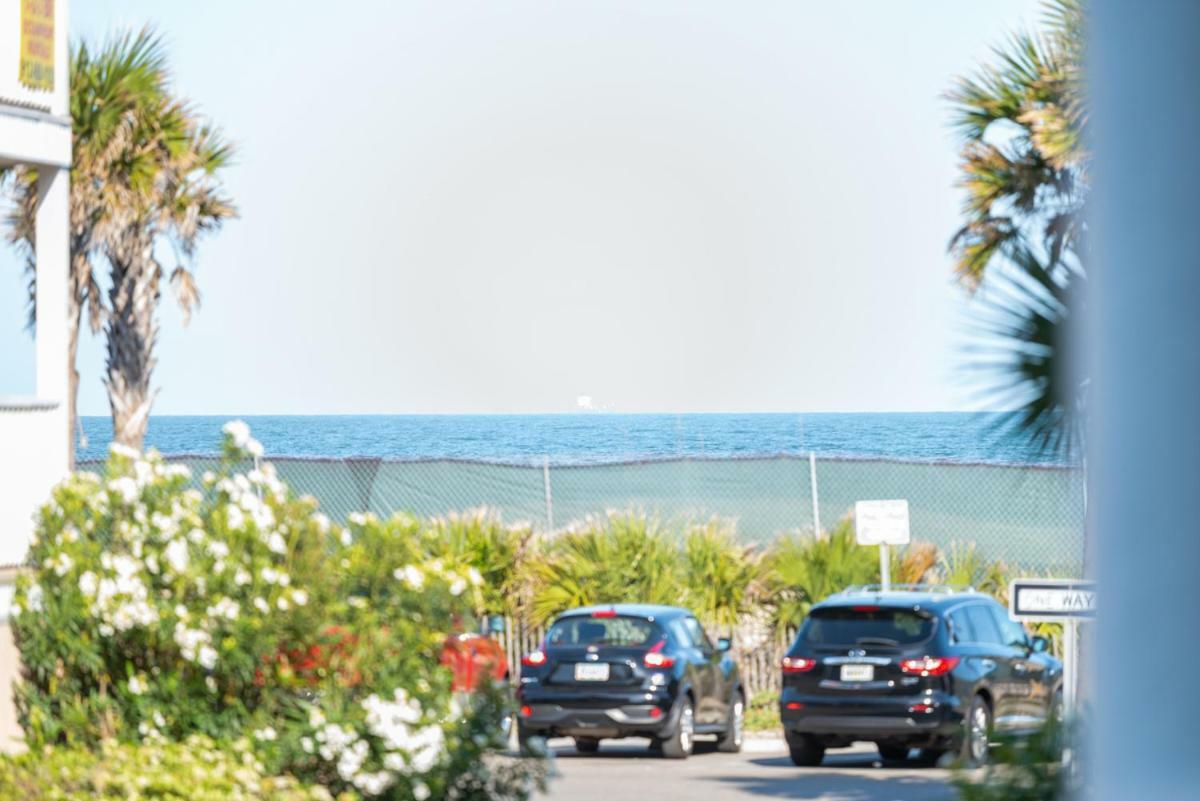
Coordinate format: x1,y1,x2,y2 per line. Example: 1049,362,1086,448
516,604,744,758
780,586,1062,767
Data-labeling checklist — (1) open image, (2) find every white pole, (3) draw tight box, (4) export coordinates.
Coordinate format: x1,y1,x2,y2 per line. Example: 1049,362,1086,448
879,543,890,591
542,455,554,533
809,451,822,538
1063,619,1078,713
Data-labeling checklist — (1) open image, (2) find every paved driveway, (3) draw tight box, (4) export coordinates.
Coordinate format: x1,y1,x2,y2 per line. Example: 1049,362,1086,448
537,738,957,801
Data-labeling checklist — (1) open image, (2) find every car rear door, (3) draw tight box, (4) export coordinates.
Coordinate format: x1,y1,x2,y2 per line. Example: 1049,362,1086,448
989,604,1050,728
961,603,1023,732
680,617,723,724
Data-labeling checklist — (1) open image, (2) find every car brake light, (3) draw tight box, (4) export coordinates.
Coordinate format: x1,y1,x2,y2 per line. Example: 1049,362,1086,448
899,656,960,676
852,605,880,612
781,656,817,673
521,649,547,667
644,639,675,669
591,608,617,618
520,704,533,718
785,702,804,710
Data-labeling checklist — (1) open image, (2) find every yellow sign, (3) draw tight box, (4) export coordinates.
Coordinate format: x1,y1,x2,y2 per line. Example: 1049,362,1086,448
19,0,55,92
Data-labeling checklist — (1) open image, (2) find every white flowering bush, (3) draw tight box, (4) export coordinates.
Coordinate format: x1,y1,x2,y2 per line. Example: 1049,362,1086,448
12,423,546,800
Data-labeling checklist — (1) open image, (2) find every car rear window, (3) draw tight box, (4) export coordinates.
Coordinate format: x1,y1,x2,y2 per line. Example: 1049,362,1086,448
547,616,661,647
800,606,935,646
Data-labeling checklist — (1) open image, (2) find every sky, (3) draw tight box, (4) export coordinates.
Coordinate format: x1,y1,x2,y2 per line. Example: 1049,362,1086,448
0,0,1044,415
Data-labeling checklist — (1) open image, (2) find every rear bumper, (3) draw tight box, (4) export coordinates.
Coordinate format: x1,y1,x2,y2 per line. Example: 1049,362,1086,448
517,686,676,739
780,690,964,740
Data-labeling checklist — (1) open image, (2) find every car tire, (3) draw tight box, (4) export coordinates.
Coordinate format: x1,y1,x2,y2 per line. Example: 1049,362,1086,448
786,733,825,767
716,692,746,753
574,736,601,754
959,694,992,768
659,697,695,759
877,743,910,761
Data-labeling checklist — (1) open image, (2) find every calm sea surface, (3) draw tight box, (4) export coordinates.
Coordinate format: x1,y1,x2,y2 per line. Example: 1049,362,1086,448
77,413,1067,466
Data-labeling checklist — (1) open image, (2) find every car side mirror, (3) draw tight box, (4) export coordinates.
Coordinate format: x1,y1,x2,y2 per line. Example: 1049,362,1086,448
716,637,732,653
1030,635,1050,653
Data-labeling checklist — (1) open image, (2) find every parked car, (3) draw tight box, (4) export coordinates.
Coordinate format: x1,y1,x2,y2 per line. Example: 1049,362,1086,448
440,615,510,693
516,604,744,758
779,585,1062,768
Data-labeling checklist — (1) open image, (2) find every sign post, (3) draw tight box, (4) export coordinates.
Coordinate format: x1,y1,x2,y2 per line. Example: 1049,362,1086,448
1009,578,1097,714
854,500,910,591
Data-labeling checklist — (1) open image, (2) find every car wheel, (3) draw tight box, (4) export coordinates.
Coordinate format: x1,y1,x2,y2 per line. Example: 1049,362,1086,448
716,693,745,753
659,697,695,759
786,732,825,767
877,743,910,761
574,736,600,754
959,694,992,767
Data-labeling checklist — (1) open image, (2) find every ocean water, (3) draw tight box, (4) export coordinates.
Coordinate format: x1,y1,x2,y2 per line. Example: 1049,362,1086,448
77,412,1066,466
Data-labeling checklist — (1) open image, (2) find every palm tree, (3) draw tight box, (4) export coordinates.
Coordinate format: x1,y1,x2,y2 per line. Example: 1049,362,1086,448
947,0,1087,456
2,28,234,454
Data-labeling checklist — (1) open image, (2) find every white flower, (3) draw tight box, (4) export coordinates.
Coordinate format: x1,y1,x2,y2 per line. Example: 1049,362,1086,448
222,420,252,448
300,737,314,754
348,512,369,526
267,531,287,555
208,598,239,621
253,726,278,742
79,571,98,596
261,567,279,584
394,565,424,590
52,552,74,577
153,710,166,728
234,568,252,586
127,675,146,695
312,513,330,534
253,597,269,614
449,577,467,597
340,529,353,547
226,504,246,531
467,567,483,587
246,438,264,459
291,589,308,607
413,781,431,801
207,541,230,560
108,442,141,460
206,676,218,693
164,539,189,573
276,596,290,611
108,476,139,504
198,645,218,670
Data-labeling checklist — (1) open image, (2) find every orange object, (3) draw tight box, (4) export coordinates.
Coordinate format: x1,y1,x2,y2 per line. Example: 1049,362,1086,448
440,632,509,693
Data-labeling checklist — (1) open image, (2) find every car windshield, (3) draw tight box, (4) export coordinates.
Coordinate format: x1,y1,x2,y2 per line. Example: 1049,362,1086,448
547,616,661,647
800,606,934,646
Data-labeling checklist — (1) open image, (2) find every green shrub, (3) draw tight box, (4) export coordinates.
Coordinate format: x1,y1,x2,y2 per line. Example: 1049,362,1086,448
11,424,544,800
0,736,336,800
765,518,879,631
742,691,779,732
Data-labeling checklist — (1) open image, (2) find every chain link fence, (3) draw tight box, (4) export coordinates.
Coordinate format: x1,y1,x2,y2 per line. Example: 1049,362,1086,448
82,453,1086,577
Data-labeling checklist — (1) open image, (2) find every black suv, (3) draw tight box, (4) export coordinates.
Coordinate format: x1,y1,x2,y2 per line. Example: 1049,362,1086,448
779,586,1062,767
516,604,744,758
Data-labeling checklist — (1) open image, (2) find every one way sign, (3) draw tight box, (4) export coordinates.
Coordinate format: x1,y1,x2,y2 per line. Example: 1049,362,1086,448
1009,578,1097,622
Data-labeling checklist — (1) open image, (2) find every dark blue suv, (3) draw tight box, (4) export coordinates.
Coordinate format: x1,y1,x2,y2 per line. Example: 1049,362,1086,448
516,604,744,758
780,586,1062,767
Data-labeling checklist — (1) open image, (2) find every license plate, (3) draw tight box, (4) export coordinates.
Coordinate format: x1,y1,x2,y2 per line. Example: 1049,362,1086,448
840,664,874,682
574,662,610,681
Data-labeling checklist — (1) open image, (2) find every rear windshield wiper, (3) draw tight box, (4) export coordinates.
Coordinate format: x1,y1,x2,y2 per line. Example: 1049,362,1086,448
855,636,900,647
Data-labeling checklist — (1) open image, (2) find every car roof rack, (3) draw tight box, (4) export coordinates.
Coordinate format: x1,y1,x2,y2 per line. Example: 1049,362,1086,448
839,583,976,595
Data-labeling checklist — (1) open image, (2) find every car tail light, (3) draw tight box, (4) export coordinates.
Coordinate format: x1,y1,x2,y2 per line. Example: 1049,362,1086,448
649,707,663,719
852,605,880,612
520,704,533,718
644,639,675,669
899,656,960,676
781,656,817,673
785,702,804,711
591,608,617,618
521,649,547,667
908,703,934,714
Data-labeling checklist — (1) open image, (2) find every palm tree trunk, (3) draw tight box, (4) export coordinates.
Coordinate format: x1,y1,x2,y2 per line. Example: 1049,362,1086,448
66,305,80,469
104,236,159,450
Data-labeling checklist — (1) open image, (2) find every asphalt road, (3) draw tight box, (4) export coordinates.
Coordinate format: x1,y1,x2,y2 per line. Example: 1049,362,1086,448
537,738,957,801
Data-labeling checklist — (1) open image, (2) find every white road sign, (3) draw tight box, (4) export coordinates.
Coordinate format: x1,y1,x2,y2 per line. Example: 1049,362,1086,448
1009,578,1097,621
854,500,911,546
